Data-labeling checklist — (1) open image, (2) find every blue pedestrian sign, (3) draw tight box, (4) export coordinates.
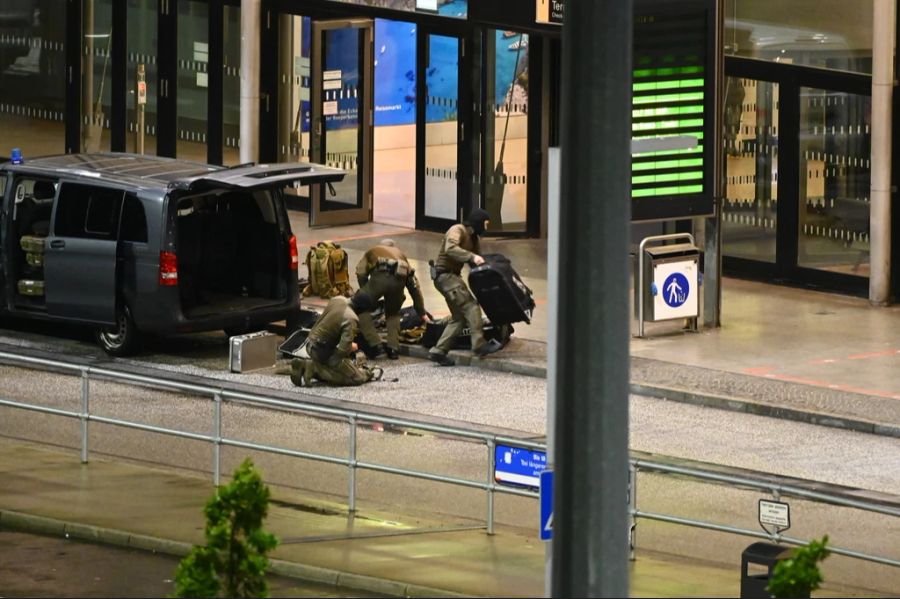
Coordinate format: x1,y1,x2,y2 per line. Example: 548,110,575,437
540,470,553,541
662,272,689,308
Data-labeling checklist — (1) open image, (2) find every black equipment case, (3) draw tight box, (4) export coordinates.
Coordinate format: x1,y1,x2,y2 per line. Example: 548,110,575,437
468,253,535,325
421,318,513,350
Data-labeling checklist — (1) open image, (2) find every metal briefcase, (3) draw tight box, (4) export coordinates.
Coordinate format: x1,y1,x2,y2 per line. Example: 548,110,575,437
228,331,278,373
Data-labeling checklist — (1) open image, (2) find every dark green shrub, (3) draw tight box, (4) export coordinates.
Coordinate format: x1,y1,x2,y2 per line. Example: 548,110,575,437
767,535,830,598
173,459,279,598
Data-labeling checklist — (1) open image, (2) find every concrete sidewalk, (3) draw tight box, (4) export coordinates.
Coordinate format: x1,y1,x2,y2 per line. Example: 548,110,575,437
0,440,886,598
296,221,900,439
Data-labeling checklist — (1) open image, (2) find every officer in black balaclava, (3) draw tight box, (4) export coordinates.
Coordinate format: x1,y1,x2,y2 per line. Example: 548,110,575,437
427,207,502,366
464,208,491,237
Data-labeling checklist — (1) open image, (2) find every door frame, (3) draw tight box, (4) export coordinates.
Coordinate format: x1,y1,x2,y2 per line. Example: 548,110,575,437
309,17,374,227
415,23,474,232
724,57,871,296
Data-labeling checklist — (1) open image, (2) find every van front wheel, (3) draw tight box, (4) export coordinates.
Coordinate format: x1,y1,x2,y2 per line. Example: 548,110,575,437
96,305,141,356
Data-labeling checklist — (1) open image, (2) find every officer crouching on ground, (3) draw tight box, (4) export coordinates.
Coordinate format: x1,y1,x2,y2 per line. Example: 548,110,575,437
428,208,503,366
291,291,381,387
355,238,430,360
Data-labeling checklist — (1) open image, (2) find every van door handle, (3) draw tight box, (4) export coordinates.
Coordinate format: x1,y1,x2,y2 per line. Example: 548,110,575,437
49,240,65,249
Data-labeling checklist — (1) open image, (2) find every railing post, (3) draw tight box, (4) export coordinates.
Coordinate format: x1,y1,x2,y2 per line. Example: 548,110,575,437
80,370,90,463
349,415,357,513
629,462,637,561
213,392,222,486
486,439,495,535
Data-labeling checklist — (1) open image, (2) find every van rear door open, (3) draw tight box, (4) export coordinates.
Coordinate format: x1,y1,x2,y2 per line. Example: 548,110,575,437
44,182,121,325
167,162,346,193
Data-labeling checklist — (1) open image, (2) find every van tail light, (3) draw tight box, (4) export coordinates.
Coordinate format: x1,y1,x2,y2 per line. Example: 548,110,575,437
159,251,179,286
289,235,299,271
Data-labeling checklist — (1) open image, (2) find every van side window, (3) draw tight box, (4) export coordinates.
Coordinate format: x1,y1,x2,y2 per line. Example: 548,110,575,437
119,193,148,243
55,183,123,240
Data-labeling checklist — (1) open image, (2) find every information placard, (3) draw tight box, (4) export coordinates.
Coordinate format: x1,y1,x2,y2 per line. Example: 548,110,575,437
759,499,791,532
494,444,547,489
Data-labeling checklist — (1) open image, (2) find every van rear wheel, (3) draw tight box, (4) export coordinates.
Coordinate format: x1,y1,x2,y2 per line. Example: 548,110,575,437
96,305,141,356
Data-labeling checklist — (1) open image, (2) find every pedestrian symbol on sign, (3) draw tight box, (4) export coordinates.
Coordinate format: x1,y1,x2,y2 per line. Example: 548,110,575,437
662,272,689,308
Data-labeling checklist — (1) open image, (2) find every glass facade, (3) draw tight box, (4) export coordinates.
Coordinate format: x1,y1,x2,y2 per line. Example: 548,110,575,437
176,1,208,162
321,26,362,207
725,0,873,74
223,5,241,165
127,0,157,155
723,77,778,263
0,0,881,295
0,0,66,158
797,88,871,275
423,33,459,221
484,29,529,233
724,3,874,290
327,0,468,19
82,0,112,153
372,18,416,228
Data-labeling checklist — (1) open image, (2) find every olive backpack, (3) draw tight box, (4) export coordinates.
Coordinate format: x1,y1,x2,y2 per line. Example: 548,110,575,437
302,241,354,299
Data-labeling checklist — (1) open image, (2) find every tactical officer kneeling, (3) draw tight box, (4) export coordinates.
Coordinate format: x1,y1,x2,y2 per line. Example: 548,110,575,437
291,291,382,387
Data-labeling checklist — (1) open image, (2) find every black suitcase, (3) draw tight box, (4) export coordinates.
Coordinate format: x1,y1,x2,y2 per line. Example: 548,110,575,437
468,253,535,325
421,318,513,350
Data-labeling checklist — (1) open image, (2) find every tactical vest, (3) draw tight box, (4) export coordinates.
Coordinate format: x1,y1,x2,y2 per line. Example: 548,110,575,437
302,241,354,299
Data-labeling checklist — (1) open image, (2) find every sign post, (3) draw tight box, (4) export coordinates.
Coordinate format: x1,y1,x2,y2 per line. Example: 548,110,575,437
540,470,554,541
759,499,791,538
135,63,146,155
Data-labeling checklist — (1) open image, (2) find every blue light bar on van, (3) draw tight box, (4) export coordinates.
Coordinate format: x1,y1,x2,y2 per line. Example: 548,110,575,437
10,148,23,164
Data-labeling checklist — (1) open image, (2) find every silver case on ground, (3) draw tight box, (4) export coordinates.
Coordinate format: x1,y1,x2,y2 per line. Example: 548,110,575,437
229,331,278,373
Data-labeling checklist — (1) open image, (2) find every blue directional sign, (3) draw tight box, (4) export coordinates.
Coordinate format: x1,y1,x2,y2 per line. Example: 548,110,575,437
494,444,547,489
662,272,689,308
540,470,553,541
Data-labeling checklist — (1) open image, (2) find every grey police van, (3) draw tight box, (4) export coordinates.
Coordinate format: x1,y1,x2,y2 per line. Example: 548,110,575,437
0,152,344,355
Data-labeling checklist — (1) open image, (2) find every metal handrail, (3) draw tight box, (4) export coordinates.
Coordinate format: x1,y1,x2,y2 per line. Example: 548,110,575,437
0,350,541,537
1,350,899,568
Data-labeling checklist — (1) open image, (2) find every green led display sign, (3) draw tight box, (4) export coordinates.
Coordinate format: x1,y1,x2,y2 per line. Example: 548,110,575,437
631,2,714,221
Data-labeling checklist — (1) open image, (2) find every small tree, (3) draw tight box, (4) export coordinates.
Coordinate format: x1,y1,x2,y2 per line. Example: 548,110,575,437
173,458,279,598
767,535,831,599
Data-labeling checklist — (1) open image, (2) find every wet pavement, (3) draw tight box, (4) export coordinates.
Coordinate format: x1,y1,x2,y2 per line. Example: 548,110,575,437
0,529,385,598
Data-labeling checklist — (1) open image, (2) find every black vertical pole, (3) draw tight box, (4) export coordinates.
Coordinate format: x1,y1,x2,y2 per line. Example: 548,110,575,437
552,0,632,596
111,0,126,152
65,0,82,154
157,0,177,157
207,0,224,165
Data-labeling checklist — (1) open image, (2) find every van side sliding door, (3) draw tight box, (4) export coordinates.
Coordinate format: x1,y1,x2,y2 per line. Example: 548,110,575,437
44,182,122,325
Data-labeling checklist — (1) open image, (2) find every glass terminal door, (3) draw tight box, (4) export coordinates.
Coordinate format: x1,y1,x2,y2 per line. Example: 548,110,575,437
309,19,374,226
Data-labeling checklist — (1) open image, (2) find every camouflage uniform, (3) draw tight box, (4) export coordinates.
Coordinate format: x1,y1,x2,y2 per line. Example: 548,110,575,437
291,296,373,386
429,222,486,358
356,242,427,353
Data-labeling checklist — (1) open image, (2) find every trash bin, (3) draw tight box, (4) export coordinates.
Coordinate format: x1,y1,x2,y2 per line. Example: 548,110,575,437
635,234,701,337
639,242,700,322
740,542,804,599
